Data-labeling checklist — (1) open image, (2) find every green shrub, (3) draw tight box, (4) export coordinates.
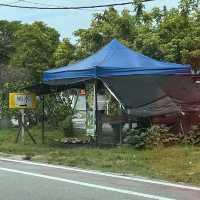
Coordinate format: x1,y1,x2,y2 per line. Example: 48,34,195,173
182,126,200,145
145,125,180,148
124,129,147,149
124,125,180,149
59,115,74,137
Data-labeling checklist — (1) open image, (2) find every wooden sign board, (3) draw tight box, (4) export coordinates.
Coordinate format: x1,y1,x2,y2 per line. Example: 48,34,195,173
9,93,37,109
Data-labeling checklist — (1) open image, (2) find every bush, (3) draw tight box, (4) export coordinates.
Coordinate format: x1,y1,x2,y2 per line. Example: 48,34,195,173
59,115,74,137
145,125,180,148
124,129,147,149
124,125,180,149
182,125,200,145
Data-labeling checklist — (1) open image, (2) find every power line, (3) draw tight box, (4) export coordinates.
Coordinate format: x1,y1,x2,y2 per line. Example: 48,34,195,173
0,0,20,8
7,0,102,12
12,0,106,12
0,0,154,10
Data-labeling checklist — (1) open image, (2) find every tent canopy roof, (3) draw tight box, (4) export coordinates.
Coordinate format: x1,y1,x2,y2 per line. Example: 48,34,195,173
43,39,191,82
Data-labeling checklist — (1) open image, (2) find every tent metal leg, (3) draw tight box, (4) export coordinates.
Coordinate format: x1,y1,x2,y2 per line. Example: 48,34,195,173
179,116,185,135
94,80,98,146
42,95,45,144
119,123,122,145
119,105,123,145
16,124,21,143
21,109,25,144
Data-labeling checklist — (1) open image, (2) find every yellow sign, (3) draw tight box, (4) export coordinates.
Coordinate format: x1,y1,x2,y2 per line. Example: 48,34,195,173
9,93,37,109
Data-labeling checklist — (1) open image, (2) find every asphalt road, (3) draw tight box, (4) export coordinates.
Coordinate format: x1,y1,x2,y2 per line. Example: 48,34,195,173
0,157,200,200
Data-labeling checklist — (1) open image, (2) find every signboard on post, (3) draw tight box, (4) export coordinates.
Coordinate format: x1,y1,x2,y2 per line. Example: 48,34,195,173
9,93,37,144
9,93,37,109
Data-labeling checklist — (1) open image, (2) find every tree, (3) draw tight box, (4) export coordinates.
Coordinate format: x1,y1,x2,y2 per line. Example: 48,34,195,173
179,0,200,16
0,65,31,84
0,20,21,65
0,21,61,123
74,7,137,59
74,1,200,72
133,0,145,22
11,21,60,82
53,38,75,67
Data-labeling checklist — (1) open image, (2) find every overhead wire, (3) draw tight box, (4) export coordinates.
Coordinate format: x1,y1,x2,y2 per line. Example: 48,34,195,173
1,0,103,12
0,0,21,8
0,0,154,10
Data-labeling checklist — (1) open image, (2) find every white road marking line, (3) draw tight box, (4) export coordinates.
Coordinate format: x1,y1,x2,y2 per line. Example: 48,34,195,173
0,167,175,200
0,157,200,191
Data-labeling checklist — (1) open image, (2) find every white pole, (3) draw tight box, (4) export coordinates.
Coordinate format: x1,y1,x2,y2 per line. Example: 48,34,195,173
21,109,25,144
94,81,98,145
119,105,122,145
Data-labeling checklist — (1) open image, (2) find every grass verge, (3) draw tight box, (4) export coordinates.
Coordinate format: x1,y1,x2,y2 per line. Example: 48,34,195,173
0,128,200,186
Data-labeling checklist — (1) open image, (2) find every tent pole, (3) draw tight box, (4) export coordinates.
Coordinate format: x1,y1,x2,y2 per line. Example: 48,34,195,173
20,109,25,144
101,79,124,109
42,95,45,144
179,115,185,135
119,105,122,146
94,80,98,146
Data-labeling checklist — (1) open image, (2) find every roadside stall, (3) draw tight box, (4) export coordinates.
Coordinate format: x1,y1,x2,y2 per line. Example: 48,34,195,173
41,39,200,145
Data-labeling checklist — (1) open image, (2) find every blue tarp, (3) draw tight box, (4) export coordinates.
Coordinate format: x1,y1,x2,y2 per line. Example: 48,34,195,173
43,39,191,81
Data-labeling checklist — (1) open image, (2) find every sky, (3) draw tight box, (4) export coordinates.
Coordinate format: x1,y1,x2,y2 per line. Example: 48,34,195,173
0,0,179,42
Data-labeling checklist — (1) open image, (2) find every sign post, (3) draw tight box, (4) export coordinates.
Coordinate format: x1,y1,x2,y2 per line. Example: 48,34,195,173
9,93,37,144
21,109,25,144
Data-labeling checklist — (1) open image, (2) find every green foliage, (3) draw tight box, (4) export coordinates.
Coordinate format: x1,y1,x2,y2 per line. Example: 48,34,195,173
74,2,200,72
59,115,74,137
182,126,200,145
124,125,180,149
53,38,75,67
0,20,65,125
179,0,200,16
0,20,21,65
124,129,147,149
107,95,121,117
39,93,73,129
125,125,200,149
144,125,180,148
133,0,145,22
10,21,60,82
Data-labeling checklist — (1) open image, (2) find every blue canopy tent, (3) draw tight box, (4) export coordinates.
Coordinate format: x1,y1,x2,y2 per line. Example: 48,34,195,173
44,39,190,81
43,39,200,144
43,39,200,116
